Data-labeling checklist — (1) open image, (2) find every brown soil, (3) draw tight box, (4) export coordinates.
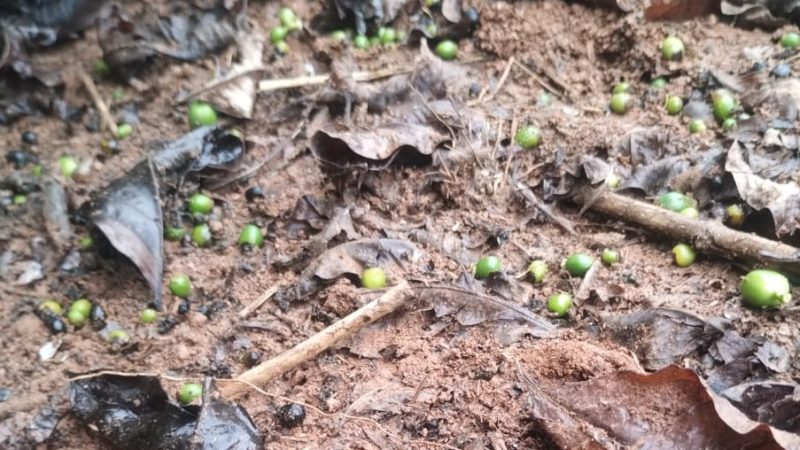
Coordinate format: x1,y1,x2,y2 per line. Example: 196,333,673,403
0,0,798,449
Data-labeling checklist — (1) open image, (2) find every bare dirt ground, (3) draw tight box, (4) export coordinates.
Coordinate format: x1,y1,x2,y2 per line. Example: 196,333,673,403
1,0,799,449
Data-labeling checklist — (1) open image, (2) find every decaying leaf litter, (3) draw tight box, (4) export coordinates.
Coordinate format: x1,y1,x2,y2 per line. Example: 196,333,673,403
1,0,800,448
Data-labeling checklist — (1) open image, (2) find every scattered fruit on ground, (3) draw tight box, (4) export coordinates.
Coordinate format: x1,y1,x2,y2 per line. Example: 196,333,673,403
270,26,289,44
679,207,699,218
188,193,214,215
192,224,212,247
108,329,130,344
70,299,92,317
353,34,369,49
689,118,707,134
140,308,158,324
361,267,387,289
435,40,458,60
67,309,87,327
330,30,347,41
278,7,299,29
169,274,192,298
528,260,547,283
565,253,593,277
610,92,631,114
781,32,799,49
514,126,541,149
605,172,621,188
59,155,78,178
659,192,696,212
711,90,736,122
178,383,203,404
672,243,697,267
239,224,264,248
612,82,630,94
601,249,619,266
661,35,684,60
665,95,683,115
726,204,744,227
165,227,186,241
722,118,737,131
474,256,501,279
740,270,791,308
650,77,667,89
275,40,289,55
40,300,62,316
547,293,573,317
188,102,218,128
12,194,26,205
116,123,133,139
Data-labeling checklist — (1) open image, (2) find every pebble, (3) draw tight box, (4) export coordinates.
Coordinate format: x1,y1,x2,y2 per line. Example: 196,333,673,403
209,220,223,233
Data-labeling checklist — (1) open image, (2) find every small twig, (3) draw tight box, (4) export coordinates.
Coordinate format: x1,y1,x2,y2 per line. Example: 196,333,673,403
239,285,279,319
78,69,118,136
175,66,267,104
222,282,411,398
513,60,562,99
259,68,410,92
473,57,515,105
515,181,577,235
572,185,800,276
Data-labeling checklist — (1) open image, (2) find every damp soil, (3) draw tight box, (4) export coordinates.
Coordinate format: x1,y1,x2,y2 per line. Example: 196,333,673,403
1,1,799,449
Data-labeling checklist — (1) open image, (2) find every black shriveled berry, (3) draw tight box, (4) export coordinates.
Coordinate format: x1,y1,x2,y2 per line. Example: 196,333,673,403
276,403,306,428
245,186,265,202
6,149,37,168
21,131,38,145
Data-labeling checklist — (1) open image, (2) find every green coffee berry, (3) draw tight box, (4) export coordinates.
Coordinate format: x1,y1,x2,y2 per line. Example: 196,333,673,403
353,34,369,49
108,329,130,344
659,192,696,212
661,36,684,60
435,40,458,60
165,227,186,241
679,207,699,218
564,253,593,277
712,90,736,122
361,267,387,289
474,256,501,279
188,102,218,129
191,224,212,247
740,270,791,308
70,299,92,317
689,119,706,134
67,309,87,327
270,26,289,44
116,123,133,140
238,224,264,248
665,95,683,115
528,260,548,283
672,243,696,267
178,383,203,404
547,293,573,317
726,204,744,227
514,126,541,149
601,249,619,266
780,32,799,49
59,155,78,178
40,300,63,316
610,92,632,114
140,308,158,324
169,274,192,298
188,193,213,215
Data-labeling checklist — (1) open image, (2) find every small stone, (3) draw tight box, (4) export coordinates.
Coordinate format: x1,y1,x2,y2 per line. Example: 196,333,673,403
245,186,265,202
21,131,38,145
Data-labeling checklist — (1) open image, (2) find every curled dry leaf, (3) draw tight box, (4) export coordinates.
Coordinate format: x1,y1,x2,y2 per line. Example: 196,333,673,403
524,365,797,449
89,159,164,309
200,31,264,120
70,374,262,450
723,381,800,434
726,142,800,238
720,0,799,29
273,239,423,309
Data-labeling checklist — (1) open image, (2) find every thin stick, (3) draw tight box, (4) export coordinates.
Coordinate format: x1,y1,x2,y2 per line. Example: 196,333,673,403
258,68,409,92
239,285,279,319
513,60,562,99
176,66,266,104
78,69,118,136
572,186,800,275
515,181,577,235
222,282,411,397
479,57,515,104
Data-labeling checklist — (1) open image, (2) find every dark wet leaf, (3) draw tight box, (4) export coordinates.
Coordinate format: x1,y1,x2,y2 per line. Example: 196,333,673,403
274,239,422,309
525,365,797,449
754,341,790,373
89,159,163,308
329,0,409,35
725,141,800,238
602,308,723,370
98,1,246,68
720,0,800,29
70,374,262,450
742,78,800,122
723,381,800,433
151,127,245,177
0,0,110,37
